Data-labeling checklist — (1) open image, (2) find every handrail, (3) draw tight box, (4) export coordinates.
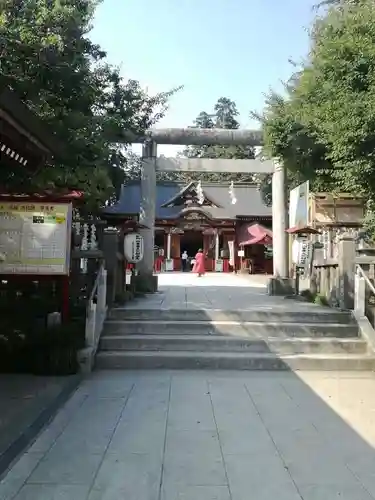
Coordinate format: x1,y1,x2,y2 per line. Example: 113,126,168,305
85,262,107,352
357,265,375,295
88,260,104,305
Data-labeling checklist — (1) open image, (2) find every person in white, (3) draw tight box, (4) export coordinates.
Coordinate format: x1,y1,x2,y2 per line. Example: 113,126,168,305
181,250,188,272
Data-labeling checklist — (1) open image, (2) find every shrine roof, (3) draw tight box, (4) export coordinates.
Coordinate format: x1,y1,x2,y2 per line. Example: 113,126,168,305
161,181,222,208
102,181,272,219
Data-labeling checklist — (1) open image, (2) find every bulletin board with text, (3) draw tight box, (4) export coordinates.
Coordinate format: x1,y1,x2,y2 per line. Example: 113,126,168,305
0,202,72,275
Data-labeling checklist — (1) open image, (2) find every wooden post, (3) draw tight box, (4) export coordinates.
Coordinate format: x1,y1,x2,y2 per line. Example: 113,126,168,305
233,221,238,274
321,267,328,298
102,228,119,306
62,276,70,323
167,232,171,260
338,233,356,309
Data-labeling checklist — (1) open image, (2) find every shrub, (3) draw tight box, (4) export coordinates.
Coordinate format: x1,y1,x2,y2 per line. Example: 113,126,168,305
314,293,329,307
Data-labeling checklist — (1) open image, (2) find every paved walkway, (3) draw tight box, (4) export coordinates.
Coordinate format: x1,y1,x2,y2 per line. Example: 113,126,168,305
129,272,311,311
0,375,78,476
2,371,375,499
3,274,375,499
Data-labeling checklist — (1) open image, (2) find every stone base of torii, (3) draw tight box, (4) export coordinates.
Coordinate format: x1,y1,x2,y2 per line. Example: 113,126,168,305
132,128,293,296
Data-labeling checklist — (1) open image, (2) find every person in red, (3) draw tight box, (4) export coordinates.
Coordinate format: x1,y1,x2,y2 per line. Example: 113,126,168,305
192,248,206,277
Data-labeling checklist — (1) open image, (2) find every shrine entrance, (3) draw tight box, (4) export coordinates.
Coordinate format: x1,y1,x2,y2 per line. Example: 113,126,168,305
180,230,203,258
176,207,220,272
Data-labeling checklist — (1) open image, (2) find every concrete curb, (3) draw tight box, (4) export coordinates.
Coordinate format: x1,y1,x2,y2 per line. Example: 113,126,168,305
0,374,81,478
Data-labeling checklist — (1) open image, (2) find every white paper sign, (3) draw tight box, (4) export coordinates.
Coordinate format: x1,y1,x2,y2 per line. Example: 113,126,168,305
292,239,311,267
228,240,235,265
215,259,224,272
124,233,144,263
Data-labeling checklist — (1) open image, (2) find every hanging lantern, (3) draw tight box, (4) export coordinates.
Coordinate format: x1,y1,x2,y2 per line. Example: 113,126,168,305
229,181,237,205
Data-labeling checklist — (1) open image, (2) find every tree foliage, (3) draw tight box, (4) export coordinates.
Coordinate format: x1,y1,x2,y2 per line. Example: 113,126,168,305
175,97,255,183
0,0,176,209
298,0,375,199
256,0,375,222
253,83,336,204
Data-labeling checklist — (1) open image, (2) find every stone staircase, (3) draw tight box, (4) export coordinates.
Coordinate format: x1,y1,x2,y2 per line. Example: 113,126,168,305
95,307,375,371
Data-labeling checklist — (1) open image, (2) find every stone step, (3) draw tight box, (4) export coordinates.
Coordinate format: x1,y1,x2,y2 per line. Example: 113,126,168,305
95,351,375,371
99,335,367,354
108,308,355,324
103,320,359,338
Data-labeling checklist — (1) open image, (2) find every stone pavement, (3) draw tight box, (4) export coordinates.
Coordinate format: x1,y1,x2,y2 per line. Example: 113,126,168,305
0,375,79,477
3,370,375,499
130,272,305,311
2,274,375,499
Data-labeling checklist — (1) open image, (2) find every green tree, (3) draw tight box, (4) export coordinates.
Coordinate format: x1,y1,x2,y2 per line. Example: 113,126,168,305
0,0,175,209
290,0,375,230
179,97,254,183
256,0,375,216
178,111,215,160
252,81,336,204
214,97,240,129
194,111,215,129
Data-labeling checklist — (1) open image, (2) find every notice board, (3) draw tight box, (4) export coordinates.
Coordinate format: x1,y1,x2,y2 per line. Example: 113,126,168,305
0,202,72,275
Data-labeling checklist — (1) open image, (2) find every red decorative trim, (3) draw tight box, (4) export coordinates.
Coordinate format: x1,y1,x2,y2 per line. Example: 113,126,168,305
0,190,84,202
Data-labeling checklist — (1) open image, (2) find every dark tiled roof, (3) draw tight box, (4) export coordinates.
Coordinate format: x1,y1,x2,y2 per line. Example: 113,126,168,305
102,181,271,219
161,181,222,208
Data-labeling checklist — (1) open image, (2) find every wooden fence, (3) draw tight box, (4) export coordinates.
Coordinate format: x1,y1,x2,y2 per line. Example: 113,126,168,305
311,258,339,306
312,236,375,329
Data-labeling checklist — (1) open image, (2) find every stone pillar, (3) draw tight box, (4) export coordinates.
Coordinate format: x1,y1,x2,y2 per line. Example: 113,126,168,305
268,160,293,295
272,160,288,277
338,233,356,309
137,139,158,292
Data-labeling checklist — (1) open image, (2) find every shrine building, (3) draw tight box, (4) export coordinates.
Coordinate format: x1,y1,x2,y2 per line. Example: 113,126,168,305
103,180,273,273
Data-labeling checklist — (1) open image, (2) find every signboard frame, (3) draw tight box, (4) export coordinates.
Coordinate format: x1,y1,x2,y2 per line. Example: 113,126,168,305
0,201,73,276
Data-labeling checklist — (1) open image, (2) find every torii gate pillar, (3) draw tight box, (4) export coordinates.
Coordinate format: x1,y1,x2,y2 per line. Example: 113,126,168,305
267,160,293,295
137,140,158,292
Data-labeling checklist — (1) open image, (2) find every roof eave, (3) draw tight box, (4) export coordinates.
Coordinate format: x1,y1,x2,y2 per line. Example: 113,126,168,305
0,82,65,159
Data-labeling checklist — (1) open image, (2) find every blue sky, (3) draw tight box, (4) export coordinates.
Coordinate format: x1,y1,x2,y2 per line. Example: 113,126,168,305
91,0,317,155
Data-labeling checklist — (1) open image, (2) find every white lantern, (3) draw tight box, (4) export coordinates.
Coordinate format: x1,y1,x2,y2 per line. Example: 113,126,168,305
124,233,144,263
292,238,311,268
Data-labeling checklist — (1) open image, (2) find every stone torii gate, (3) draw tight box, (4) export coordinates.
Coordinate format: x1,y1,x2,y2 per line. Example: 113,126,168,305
132,128,291,294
